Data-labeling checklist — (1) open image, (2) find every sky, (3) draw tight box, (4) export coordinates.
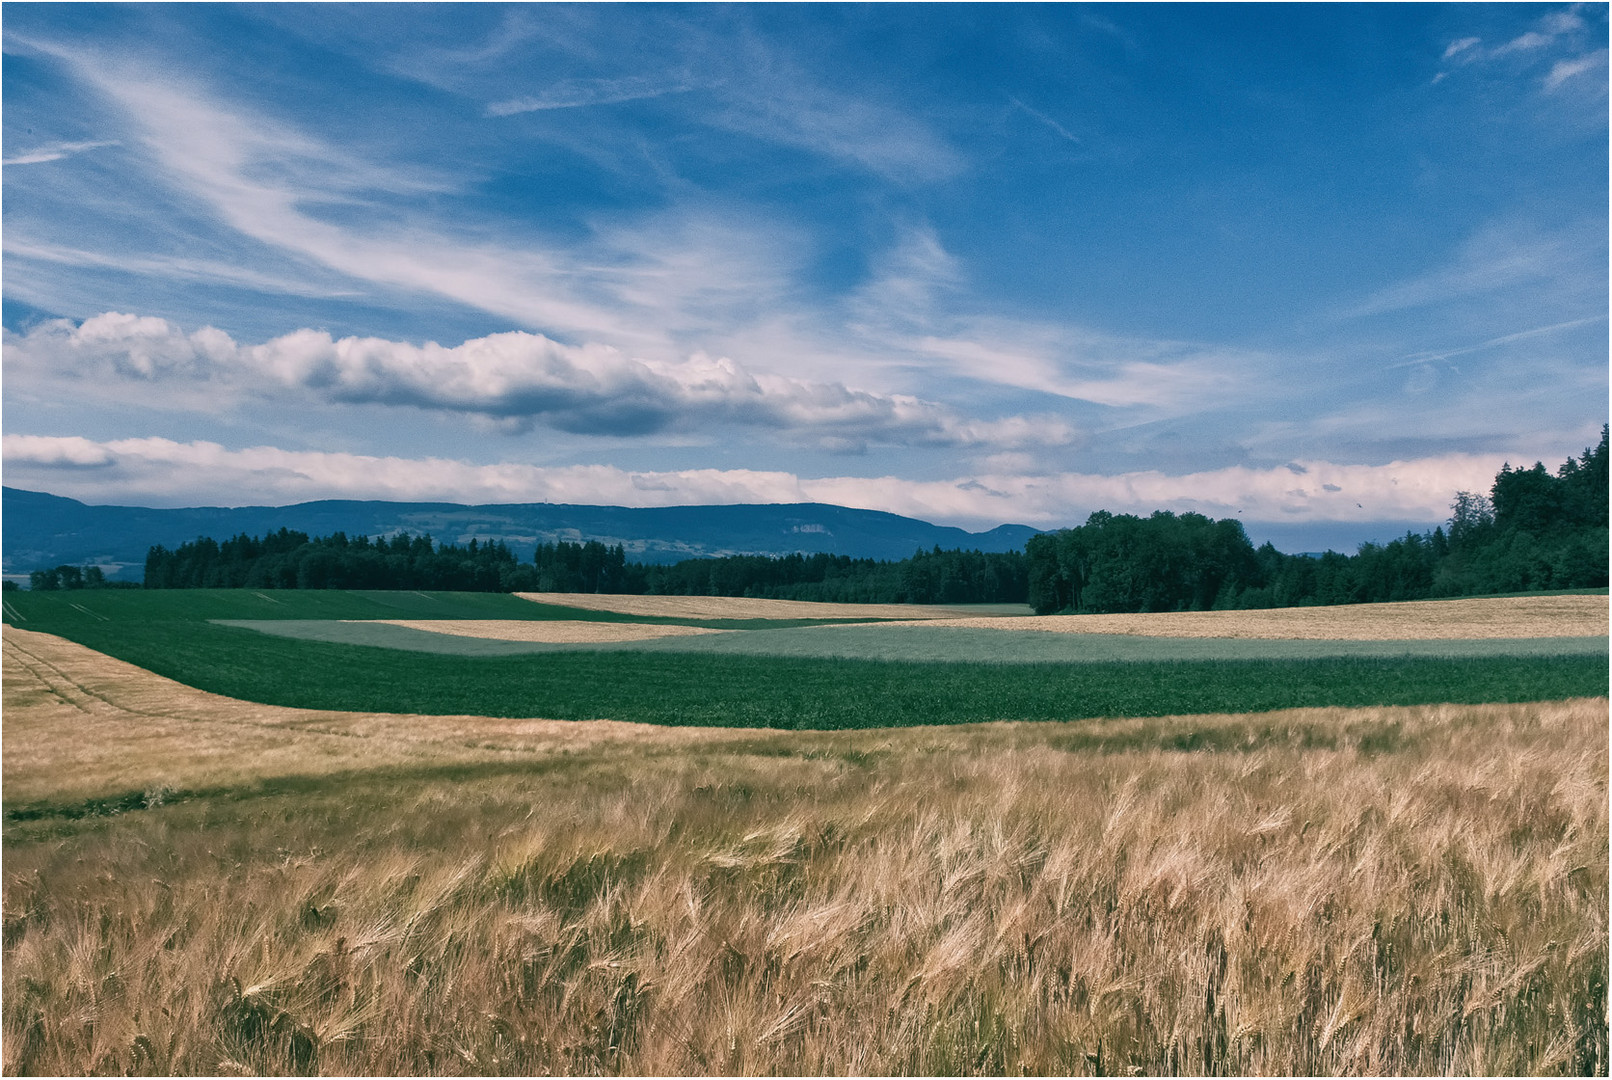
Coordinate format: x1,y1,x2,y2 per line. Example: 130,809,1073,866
2,3,1606,551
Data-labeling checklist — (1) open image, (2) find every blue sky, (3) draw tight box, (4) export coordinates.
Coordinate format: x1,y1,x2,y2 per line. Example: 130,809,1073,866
3,3,1606,550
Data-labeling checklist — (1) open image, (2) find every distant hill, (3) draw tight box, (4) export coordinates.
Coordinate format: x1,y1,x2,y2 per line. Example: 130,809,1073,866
2,487,1041,581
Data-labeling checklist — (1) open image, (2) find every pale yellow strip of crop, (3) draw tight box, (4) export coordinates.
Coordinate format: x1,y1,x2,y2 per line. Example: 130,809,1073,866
868,594,1609,640
359,619,733,643
516,592,1006,620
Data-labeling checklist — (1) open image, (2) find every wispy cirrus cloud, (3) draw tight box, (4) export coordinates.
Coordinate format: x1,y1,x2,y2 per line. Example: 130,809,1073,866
1435,5,1604,93
1343,221,1600,319
23,42,660,345
911,330,1250,413
488,74,699,115
1009,97,1081,146
1544,50,1608,91
30,41,931,371
1,138,119,166
1391,316,1605,367
3,313,1078,451
474,15,963,181
1490,8,1585,55
2,239,363,300
1,433,1508,530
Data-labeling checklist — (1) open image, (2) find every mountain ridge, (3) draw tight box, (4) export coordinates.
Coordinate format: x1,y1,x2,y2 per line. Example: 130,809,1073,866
2,487,1041,581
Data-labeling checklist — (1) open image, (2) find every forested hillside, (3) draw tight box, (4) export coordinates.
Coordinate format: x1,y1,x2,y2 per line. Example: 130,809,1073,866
532,543,1027,604
1027,427,1608,613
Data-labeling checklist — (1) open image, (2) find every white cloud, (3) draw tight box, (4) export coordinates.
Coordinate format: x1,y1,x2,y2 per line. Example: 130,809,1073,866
1,434,117,468
3,239,362,300
1391,316,1603,366
1345,223,1589,318
1,139,120,166
1009,97,1081,145
2,434,1510,530
400,10,960,180
707,47,964,182
839,228,1263,417
488,74,697,115
1493,10,1585,57
2,314,1077,450
1494,31,1554,56
10,45,1279,436
26,37,959,367
32,44,670,349
913,333,1246,412
1544,51,1608,90
850,225,964,330
1438,7,1598,77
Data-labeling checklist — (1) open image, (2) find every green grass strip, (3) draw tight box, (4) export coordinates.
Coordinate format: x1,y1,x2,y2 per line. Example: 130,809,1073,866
0,588,882,629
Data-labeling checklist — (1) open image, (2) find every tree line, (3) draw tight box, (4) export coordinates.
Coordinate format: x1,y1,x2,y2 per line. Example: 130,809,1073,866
134,529,1030,604
143,529,531,592
528,544,1028,604
20,565,138,591
1026,426,1607,614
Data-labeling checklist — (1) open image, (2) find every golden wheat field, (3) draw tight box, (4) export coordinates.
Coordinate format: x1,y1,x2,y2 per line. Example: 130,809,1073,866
0,628,763,806
2,619,1607,1076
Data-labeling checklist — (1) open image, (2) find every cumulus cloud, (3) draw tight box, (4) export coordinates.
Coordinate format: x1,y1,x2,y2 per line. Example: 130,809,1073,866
2,314,1077,450
3,434,1509,530
1,434,118,468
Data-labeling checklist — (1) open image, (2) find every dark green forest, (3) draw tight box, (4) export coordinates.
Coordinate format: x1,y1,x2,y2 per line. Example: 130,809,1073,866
127,531,1027,604
140,530,528,593
1029,426,1608,613
28,426,1607,610
534,544,1028,604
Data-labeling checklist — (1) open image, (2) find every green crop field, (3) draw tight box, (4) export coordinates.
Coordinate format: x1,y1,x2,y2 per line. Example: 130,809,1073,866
3,590,1604,729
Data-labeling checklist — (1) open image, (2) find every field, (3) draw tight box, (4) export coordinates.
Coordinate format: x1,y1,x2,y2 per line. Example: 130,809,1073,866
0,590,1605,728
3,590,1607,1074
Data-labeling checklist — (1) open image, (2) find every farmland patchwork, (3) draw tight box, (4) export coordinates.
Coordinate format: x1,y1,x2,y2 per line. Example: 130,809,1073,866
2,588,1606,1074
